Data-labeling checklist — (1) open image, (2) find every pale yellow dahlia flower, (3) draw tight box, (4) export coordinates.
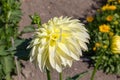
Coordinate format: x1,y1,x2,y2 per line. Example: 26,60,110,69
28,16,90,72
111,35,120,54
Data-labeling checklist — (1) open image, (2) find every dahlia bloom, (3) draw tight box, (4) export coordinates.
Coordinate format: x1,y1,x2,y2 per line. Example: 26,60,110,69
29,16,89,72
111,35,120,54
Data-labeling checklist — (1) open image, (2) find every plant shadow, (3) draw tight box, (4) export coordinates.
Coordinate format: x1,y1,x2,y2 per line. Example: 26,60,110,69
15,38,31,60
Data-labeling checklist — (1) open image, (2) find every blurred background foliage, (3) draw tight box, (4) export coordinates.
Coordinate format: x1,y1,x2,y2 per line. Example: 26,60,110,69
87,0,120,74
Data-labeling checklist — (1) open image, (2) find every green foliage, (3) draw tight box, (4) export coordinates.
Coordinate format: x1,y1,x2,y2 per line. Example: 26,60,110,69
0,0,22,42
30,13,42,27
87,0,120,75
0,55,15,80
0,0,22,80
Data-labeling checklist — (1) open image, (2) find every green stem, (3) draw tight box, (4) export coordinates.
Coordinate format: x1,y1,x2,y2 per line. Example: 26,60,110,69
5,11,11,48
90,51,104,80
59,72,62,80
46,68,51,80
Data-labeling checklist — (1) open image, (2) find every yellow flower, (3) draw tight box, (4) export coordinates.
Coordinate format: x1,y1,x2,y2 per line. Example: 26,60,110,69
99,24,110,33
28,16,90,72
111,35,120,54
108,5,117,10
109,32,114,37
102,4,117,11
93,47,96,51
106,15,113,21
95,42,101,47
103,45,108,49
118,0,120,3
102,4,109,11
113,21,119,25
108,0,115,2
86,16,94,22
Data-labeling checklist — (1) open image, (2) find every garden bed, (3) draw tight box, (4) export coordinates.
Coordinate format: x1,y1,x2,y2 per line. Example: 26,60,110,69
12,0,119,80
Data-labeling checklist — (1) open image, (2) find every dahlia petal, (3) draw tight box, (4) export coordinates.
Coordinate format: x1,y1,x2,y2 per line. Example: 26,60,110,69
57,47,72,60
30,46,36,62
37,52,43,71
49,45,56,57
79,41,88,51
58,43,70,56
66,60,72,67
54,56,62,72
49,54,56,69
56,64,62,72
40,49,48,71
60,56,67,66
66,39,80,60
32,38,40,46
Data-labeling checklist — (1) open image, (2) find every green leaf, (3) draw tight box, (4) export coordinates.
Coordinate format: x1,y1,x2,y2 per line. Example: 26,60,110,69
0,55,15,80
0,46,11,56
66,71,89,80
21,25,35,34
1,55,15,75
0,50,10,56
7,38,26,50
0,64,4,80
7,38,26,51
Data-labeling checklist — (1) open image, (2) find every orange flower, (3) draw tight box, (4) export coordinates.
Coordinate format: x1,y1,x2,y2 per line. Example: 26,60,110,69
106,15,113,21
101,4,117,11
118,0,120,3
99,24,110,33
108,5,117,10
86,16,94,22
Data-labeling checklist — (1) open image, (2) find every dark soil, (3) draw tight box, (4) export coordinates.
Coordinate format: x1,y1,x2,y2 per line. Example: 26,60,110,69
13,0,119,80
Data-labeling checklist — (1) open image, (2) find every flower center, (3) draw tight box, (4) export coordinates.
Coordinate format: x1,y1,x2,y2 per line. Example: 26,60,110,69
51,33,59,40
48,28,62,46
